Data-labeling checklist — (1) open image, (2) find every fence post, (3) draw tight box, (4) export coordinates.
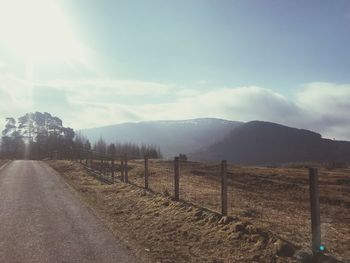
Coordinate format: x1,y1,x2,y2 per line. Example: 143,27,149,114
121,159,125,182
174,157,179,201
124,155,129,183
144,156,149,189
221,160,228,216
89,151,93,168
309,167,321,257
111,158,115,181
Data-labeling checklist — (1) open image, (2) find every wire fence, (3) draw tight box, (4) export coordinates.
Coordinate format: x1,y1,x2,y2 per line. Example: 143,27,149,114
50,149,350,261
178,161,221,212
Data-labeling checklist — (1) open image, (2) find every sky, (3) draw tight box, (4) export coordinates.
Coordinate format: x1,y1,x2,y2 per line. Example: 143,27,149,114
0,0,350,140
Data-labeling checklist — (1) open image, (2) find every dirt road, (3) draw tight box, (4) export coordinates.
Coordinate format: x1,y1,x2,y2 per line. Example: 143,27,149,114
0,160,138,263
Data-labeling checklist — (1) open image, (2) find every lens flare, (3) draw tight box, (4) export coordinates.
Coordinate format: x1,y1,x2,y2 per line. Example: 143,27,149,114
0,0,87,64
319,245,325,252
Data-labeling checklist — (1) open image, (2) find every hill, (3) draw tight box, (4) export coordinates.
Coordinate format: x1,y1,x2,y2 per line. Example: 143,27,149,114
80,118,243,157
191,121,350,165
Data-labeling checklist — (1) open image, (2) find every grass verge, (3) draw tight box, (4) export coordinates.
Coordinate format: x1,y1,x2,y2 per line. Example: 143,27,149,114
47,160,341,263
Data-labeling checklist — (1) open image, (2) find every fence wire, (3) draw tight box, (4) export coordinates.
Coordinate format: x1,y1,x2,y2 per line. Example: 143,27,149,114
179,161,221,213
147,159,174,196
53,149,350,261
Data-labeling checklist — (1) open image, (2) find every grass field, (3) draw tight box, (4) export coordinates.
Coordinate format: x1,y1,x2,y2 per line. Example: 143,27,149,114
50,160,350,262
123,160,350,262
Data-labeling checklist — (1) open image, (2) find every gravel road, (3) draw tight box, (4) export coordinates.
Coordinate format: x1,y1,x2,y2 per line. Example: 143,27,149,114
0,160,138,263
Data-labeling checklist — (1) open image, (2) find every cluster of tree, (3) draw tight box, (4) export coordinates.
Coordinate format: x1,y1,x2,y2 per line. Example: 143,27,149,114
84,136,161,158
1,112,75,159
324,161,348,170
179,153,188,161
1,112,162,160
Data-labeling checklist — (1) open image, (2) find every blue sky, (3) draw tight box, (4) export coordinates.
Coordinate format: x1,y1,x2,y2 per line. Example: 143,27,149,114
0,0,350,139
62,0,350,89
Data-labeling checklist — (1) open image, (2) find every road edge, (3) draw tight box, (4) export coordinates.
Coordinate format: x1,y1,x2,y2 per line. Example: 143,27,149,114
0,160,12,171
41,161,142,262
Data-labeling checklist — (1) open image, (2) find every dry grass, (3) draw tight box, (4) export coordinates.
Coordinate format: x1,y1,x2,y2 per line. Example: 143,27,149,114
123,160,349,262
225,166,350,262
47,160,308,263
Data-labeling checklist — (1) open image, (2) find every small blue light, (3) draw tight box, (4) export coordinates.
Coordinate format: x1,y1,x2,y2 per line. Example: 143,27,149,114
319,245,325,252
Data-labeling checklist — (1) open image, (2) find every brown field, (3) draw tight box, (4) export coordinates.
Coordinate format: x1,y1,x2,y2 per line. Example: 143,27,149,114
123,159,350,262
48,159,350,262
47,160,298,263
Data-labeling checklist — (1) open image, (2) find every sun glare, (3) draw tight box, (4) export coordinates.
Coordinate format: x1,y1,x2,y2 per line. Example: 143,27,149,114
0,0,86,63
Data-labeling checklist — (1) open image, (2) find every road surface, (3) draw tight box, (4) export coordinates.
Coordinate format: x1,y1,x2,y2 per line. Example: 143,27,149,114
0,160,138,263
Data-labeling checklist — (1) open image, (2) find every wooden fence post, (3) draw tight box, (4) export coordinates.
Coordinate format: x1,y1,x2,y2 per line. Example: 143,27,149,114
309,167,321,257
111,158,115,181
174,157,179,201
124,155,129,183
121,159,125,182
221,160,228,216
144,156,149,189
89,151,93,168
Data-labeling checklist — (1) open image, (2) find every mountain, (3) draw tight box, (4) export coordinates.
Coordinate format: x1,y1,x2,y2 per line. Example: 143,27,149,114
191,121,350,165
79,118,243,157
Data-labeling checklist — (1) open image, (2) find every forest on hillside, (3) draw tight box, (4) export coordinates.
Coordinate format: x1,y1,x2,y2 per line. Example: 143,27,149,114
0,112,161,159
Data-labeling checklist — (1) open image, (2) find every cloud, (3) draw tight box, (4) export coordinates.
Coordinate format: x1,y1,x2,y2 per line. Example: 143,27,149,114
0,74,33,113
175,86,303,124
0,74,34,133
295,82,350,139
196,80,207,85
36,79,177,105
297,82,350,117
40,79,175,95
0,75,350,140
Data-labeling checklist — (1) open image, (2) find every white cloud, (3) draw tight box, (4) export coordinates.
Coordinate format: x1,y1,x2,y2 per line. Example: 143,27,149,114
41,79,176,93
37,79,176,103
0,75,350,141
295,82,350,139
196,80,207,85
297,82,350,116
0,74,35,133
175,88,201,97
144,86,295,123
0,74,33,113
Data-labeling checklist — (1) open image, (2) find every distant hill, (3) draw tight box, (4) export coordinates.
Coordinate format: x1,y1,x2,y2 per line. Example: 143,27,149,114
191,121,350,165
80,118,243,158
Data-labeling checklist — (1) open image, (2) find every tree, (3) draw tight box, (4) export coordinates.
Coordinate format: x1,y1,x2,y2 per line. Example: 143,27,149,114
84,140,91,151
94,137,107,154
74,133,91,152
179,153,188,161
107,143,116,156
1,117,24,158
1,112,75,159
